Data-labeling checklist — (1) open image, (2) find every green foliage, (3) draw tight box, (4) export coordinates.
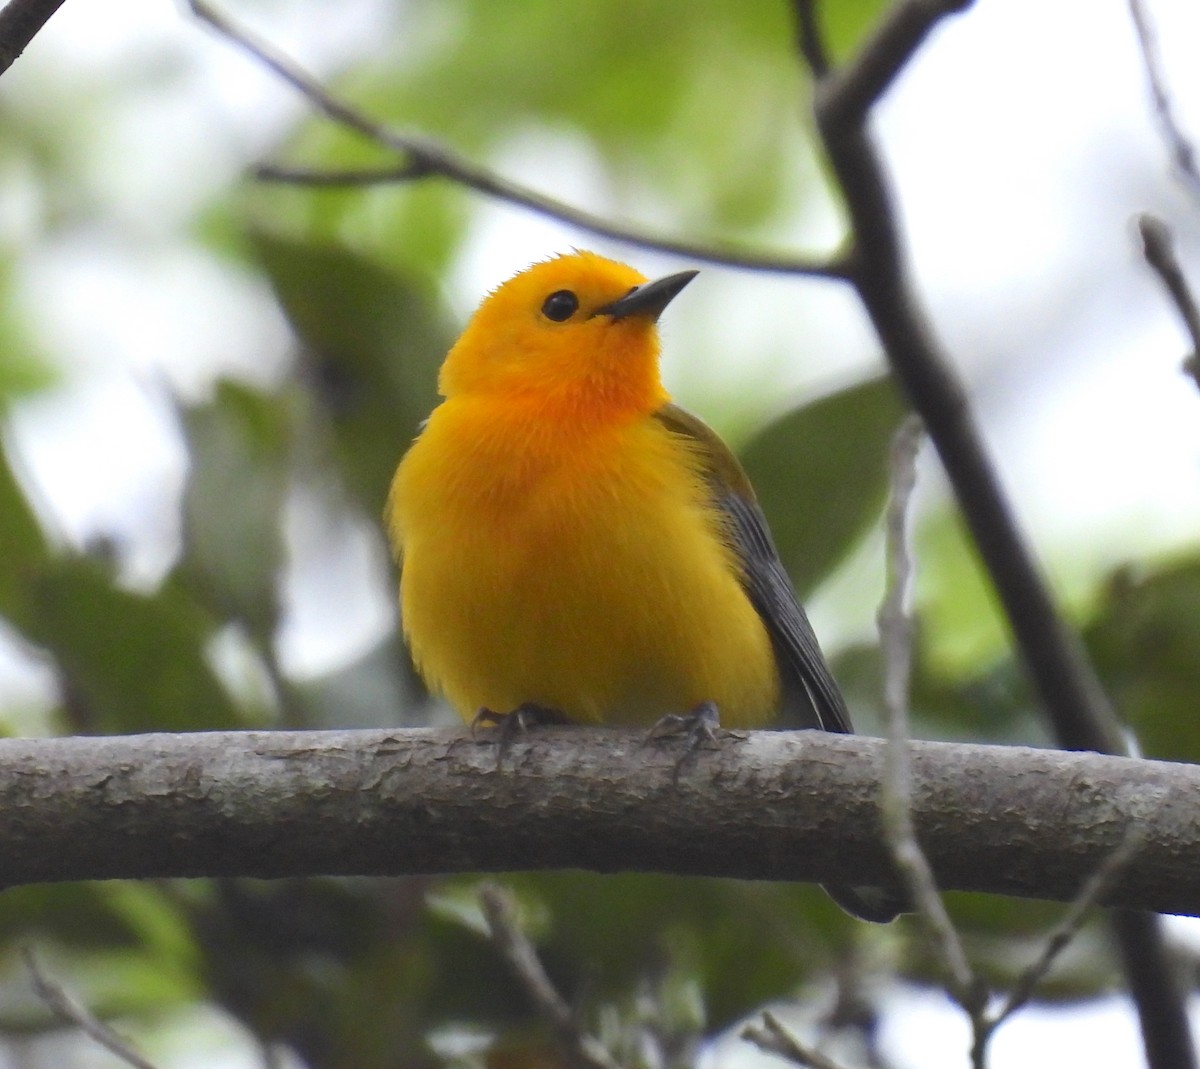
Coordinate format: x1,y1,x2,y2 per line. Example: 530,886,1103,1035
178,381,292,647
1086,556,1200,763
495,873,860,1031
914,505,1013,678
22,558,243,733
0,441,244,734
0,439,51,620
742,375,906,597
0,261,53,405
252,0,885,266
819,0,893,62
251,232,449,513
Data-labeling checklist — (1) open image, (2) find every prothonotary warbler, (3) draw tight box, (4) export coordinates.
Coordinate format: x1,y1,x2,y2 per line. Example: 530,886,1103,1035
387,251,903,922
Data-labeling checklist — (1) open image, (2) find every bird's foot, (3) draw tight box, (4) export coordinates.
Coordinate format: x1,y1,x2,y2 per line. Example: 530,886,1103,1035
646,700,723,778
471,702,569,768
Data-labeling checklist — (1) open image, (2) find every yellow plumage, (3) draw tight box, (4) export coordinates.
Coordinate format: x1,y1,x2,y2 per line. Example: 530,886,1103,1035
393,392,779,725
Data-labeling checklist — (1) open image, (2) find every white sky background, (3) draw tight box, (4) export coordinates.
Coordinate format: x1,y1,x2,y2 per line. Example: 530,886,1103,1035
3,0,1200,1065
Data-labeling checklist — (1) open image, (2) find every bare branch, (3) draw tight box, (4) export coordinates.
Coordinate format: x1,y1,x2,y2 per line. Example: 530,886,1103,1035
808,2,1125,759
798,4,1193,1061
480,884,622,1069
188,0,847,279
24,948,160,1069
878,418,979,1015
0,728,1198,914
741,1011,852,1069
1128,0,1200,197
1137,213,1200,392
791,0,830,79
815,0,976,129
0,0,67,77
254,163,432,186
1109,908,1197,1069
993,828,1146,1031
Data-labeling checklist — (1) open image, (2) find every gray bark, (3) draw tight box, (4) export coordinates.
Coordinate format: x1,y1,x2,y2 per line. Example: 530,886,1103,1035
1,727,1195,915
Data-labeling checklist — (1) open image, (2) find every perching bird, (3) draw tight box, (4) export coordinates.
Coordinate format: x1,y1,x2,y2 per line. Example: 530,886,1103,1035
387,252,903,922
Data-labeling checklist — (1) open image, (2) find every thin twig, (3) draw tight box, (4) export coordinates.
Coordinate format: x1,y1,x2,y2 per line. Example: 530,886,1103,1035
188,0,847,279
256,156,847,275
741,1011,852,1069
0,0,67,76
254,163,431,186
798,3,1193,1064
811,0,1128,753
791,0,830,78
1137,213,1200,392
804,38,1198,1066
991,827,1146,1031
1128,0,1200,197
811,0,975,129
877,419,980,1010
259,1040,287,1069
23,948,161,1069
479,884,622,1069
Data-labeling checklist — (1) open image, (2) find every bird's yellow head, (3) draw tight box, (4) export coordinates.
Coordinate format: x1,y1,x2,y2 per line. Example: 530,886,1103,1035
437,251,697,419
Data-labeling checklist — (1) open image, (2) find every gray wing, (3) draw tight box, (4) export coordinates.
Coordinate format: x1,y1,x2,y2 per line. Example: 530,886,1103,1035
718,488,854,734
651,403,852,733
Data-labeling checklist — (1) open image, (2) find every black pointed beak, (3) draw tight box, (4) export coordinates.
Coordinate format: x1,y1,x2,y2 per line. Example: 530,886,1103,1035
593,270,698,321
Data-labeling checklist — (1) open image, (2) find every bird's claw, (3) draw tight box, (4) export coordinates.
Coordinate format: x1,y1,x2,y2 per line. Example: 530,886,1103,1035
646,700,722,778
471,703,568,768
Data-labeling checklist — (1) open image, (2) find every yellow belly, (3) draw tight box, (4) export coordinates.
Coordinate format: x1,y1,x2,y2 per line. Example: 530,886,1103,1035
389,399,780,727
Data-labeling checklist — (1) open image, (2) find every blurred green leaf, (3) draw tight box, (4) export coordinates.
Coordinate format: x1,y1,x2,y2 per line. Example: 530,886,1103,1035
21,559,240,733
0,884,202,1033
2,425,256,733
914,505,1012,679
188,877,517,1069
910,893,1116,1001
289,631,427,729
101,882,202,980
261,0,819,258
1086,558,1200,763
178,380,291,646
252,232,450,515
835,640,1044,745
741,376,906,596
0,262,53,405
491,873,860,1032
0,884,140,950
0,438,51,622
820,0,893,62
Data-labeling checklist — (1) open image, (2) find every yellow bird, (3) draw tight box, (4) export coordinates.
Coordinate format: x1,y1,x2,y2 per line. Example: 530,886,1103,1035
388,251,901,922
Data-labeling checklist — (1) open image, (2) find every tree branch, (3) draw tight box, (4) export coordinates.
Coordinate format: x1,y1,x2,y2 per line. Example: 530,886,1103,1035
1137,213,1200,393
797,3,1193,1062
1,727,1199,915
816,0,973,130
0,0,67,77
1128,0,1200,197
24,949,161,1069
187,0,848,280
990,827,1145,1032
480,884,621,1069
878,421,982,1014
741,1011,851,1069
801,0,1125,757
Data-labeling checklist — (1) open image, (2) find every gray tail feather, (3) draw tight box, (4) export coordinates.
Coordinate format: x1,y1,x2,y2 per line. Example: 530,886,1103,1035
823,884,908,924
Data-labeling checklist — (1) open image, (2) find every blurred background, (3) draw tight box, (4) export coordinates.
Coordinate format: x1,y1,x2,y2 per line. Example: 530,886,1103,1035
1,0,1199,1065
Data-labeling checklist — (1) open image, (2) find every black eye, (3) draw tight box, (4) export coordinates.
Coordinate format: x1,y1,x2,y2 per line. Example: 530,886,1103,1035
541,290,579,322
